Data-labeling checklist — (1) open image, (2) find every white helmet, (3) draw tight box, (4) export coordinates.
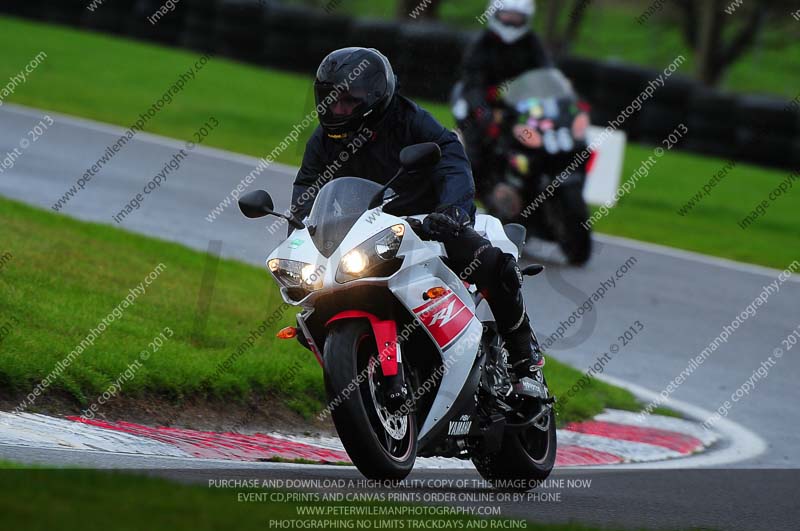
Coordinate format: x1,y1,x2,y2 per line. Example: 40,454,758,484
487,0,535,44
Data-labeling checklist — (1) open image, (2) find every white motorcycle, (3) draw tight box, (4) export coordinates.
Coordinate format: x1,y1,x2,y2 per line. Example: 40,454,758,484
239,142,556,486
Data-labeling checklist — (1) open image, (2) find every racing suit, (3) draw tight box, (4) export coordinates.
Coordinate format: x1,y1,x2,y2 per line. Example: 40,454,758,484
459,30,553,191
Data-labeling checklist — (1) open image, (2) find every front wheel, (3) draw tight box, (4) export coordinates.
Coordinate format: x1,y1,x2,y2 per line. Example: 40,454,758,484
553,185,592,266
323,320,417,480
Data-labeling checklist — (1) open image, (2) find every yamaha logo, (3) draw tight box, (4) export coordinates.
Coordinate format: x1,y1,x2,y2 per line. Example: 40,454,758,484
447,415,472,436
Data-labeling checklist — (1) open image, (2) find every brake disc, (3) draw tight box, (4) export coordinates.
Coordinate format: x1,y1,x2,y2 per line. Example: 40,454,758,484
367,357,408,441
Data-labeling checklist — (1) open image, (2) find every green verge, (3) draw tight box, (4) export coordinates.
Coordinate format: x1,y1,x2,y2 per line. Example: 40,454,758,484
0,196,641,425
591,144,799,270
0,196,325,418
0,467,685,531
1,16,796,269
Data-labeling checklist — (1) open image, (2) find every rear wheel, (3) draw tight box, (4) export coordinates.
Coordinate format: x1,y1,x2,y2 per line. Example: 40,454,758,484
472,374,557,489
323,320,416,480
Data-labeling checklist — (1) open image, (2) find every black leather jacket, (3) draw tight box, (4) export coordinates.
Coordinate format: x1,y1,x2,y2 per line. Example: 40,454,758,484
291,95,476,222
461,30,552,115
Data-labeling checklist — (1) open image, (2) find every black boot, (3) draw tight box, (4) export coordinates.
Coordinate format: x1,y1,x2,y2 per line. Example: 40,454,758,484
504,318,545,380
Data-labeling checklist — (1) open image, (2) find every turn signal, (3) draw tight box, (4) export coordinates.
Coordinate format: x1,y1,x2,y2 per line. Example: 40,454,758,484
277,327,297,339
424,287,448,300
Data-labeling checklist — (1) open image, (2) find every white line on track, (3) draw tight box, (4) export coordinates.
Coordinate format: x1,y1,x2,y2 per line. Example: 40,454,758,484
593,374,767,469
593,233,800,284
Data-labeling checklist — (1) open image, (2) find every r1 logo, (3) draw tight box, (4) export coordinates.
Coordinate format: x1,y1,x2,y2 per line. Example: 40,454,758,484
413,291,474,348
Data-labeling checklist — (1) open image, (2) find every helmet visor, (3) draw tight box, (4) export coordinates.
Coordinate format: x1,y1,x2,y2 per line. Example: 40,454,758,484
316,85,369,124
496,10,528,27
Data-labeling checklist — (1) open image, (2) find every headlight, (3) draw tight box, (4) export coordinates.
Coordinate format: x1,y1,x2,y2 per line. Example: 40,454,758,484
301,264,319,285
336,224,405,283
341,250,368,275
267,259,325,291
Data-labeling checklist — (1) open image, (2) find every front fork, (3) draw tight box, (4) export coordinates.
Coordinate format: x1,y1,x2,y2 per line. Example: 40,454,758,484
325,311,408,412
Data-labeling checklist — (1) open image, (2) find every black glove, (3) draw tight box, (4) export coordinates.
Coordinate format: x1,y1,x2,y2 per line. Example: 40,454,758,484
422,206,471,243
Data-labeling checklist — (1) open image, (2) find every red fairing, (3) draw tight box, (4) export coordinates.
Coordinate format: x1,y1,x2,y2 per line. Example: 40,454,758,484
412,290,474,348
326,311,399,376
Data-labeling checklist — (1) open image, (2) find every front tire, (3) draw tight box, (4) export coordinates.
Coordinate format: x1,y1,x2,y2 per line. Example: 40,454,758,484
554,185,592,266
323,320,416,480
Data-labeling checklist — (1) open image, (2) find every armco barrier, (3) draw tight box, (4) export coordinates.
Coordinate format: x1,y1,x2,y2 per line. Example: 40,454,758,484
41,0,86,26
737,95,800,136
560,56,602,103
347,18,404,67
686,89,740,152
1,0,798,170
2,0,45,19
305,12,354,72
130,0,188,44
262,4,327,72
180,0,219,52
395,23,472,102
82,0,137,36
216,0,264,62
260,5,353,74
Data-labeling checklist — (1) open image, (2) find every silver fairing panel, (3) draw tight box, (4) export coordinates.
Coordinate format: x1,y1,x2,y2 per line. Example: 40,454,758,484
388,258,482,441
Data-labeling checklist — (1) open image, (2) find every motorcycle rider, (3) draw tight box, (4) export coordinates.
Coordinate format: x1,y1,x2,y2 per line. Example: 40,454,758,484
458,0,552,188
291,47,544,387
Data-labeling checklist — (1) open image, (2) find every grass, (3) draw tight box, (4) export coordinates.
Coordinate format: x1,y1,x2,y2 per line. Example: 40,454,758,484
0,466,680,531
592,144,799,269
1,16,796,269
0,196,641,425
0,196,323,416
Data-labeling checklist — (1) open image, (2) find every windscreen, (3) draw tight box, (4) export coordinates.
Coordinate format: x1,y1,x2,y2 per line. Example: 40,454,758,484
501,68,576,105
306,177,384,258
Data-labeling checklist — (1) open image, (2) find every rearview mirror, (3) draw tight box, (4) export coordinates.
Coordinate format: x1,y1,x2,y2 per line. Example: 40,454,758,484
238,190,274,219
238,190,306,229
400,142,441,171
366,143,443,210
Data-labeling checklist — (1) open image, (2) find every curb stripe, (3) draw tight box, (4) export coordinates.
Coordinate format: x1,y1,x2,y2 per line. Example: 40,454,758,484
1,409,713,468
555,445,623,466
69,417,351,464
557,430,682,463
564,420,704,454
594,409,718,446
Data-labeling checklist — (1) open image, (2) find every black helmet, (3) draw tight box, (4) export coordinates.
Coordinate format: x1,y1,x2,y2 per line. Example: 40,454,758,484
314,47,397,140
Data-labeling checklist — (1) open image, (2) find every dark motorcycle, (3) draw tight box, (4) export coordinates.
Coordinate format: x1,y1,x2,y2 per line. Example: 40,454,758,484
454,68,594,265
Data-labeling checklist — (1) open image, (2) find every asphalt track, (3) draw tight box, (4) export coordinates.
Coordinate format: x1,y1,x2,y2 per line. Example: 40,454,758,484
1,104,799,530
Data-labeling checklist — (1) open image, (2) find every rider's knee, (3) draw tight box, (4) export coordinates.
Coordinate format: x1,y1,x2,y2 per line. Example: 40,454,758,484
497,252,523,295
468,246,522,296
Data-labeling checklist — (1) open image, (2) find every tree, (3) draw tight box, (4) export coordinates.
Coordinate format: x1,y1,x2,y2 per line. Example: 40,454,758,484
540,0,592,58
674,0,770,86
398,0,444,20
